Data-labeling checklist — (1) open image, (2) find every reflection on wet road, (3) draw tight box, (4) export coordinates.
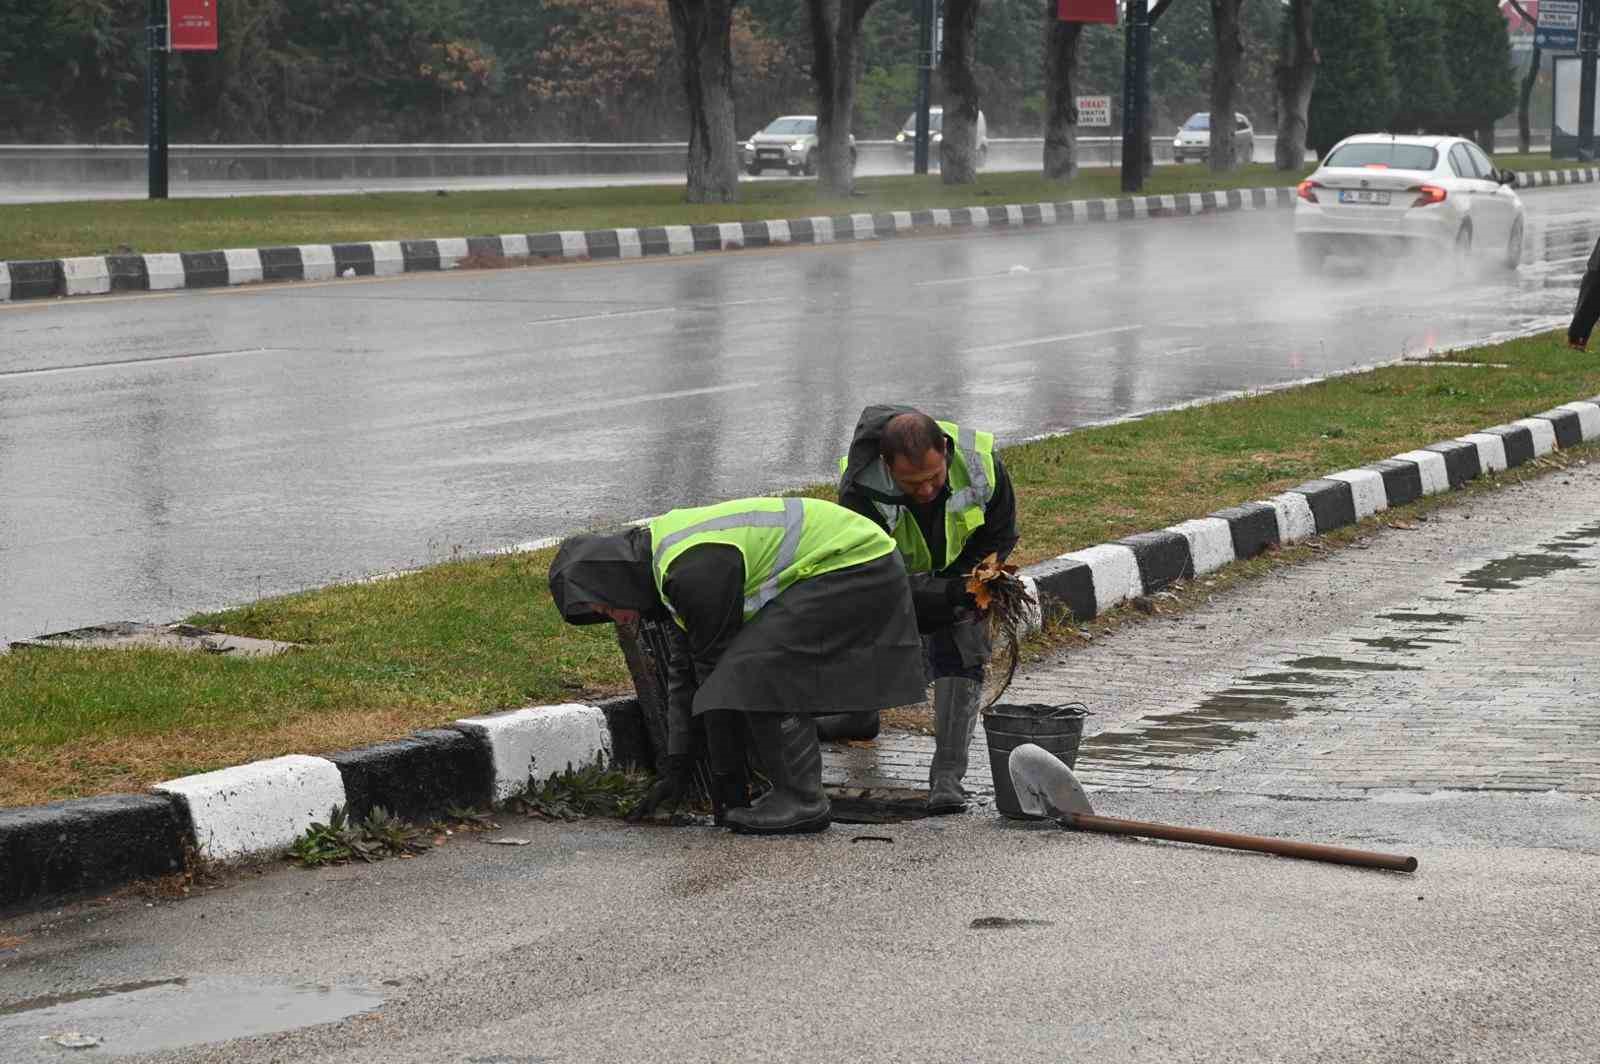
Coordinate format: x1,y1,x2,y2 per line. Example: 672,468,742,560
1,186,1594,641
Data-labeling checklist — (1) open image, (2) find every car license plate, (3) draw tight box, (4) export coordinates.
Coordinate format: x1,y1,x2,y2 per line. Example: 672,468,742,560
1338,189,1390,205
759,149,782,158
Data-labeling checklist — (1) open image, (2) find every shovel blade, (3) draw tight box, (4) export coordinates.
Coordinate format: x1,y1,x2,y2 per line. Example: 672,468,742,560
1007,743,1094,818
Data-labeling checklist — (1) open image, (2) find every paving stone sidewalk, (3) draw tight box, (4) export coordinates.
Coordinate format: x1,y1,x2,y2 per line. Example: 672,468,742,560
824,461,1600,801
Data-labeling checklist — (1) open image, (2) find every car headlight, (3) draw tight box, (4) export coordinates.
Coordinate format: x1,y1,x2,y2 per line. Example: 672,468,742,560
1173,138,1182,147
933,133,942,142
742,142,753,152
896,132,906,143
791,141,805,151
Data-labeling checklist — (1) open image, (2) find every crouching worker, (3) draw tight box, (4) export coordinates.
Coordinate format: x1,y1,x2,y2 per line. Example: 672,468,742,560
547,497,926,835
835,406,1019,814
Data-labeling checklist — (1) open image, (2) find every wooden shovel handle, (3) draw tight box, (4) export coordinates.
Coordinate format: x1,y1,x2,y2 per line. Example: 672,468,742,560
1066,812,1418,874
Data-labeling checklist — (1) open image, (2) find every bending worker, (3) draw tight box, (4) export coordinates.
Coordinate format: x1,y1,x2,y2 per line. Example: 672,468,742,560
836,406,1019,814
547,496,925,835
1568,232,1600,351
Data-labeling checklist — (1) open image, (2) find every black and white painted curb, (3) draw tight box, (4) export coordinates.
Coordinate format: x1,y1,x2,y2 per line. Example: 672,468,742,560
0,187,1297,304
4,398,1598,913
1020,402,1600,621
1514,165,1600,189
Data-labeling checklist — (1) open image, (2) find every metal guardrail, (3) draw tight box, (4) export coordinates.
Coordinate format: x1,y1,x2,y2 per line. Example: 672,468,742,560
0,131,1551,184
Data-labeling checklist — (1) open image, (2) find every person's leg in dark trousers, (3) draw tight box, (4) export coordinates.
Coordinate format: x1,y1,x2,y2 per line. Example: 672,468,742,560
1569,237,1600,350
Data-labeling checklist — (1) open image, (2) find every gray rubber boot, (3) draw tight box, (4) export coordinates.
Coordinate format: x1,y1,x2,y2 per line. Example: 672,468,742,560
927,677,982,814
725,714,831,836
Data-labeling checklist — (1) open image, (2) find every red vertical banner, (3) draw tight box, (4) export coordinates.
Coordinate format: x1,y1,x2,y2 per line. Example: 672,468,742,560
1058,0,1117,23
169,0,220,52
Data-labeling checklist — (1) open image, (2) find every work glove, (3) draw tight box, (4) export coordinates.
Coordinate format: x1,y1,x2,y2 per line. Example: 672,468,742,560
625,754,694,822
944,576,979,611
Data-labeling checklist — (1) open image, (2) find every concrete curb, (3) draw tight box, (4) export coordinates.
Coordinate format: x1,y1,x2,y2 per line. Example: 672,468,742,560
1514,165,1600,189
0,187,1300,304
1017,400,1600,623
4,397,1597,911
0,697,643,912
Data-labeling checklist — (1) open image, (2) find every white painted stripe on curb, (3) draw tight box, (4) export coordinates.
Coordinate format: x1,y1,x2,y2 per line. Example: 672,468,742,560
1168,517,1235,576
664,226,695,255
718,221,745,248
851,213,877,238
0,261,10,301
1039,203,1057,225
767,219,792,245
1059,543,1142,614
1188,193,1205,214
1068,201,1087,222
930,208,952,228
155,755,346,862
1327,468,1389,517
371,241,404,276
1556,401,1600,440
455,704,613,802
559,231,587,258
1265,493,1316,544
1393,450,1451,494
61,256,110,296
1511,417,1558,455
615,229,643,259
891,211,913,232
1018,574,1043,636
1005,205,1024,227
970,208,990,229
435,237,468,269
810,216,835,243
1130,197,1150,218
224,248,263,285
299,245,336,281
1458,433,1509,474
144,253,185,290
500,234,530,258
1157,194,1176,213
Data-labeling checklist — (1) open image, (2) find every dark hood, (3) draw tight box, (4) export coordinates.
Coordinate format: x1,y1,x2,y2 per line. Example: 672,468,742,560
547,526,661,625
838,403,922,505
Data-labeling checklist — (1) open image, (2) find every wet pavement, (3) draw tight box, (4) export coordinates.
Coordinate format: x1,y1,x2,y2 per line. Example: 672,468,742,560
1,185,1595,643
3,461,1598,1060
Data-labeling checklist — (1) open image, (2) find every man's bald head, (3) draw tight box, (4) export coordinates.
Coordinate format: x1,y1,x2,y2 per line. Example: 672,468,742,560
880,412,948,504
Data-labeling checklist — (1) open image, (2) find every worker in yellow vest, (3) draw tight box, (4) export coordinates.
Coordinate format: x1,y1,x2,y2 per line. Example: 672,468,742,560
548,496,925,835
836,406,1019,813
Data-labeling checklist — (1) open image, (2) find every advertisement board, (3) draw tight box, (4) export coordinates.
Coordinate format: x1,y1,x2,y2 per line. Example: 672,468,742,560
1536,0,1581,52
1076,95,1113,127
169,0,220,52
1058,0,1118,25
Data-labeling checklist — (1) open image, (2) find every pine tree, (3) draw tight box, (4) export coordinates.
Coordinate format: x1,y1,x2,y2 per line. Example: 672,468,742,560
1307,0,1396,152
1388,0,1454,134
1441,0,1515,149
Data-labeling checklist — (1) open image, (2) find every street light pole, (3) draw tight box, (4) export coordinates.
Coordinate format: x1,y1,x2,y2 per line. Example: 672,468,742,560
1120,0,1149,192
146,0,169,199
915,0,933,174
1580,0,1599,160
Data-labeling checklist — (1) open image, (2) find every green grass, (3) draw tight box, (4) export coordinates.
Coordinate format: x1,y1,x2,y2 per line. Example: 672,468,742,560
2,329,1596,807
1,164,1309,262
0,149,1577,262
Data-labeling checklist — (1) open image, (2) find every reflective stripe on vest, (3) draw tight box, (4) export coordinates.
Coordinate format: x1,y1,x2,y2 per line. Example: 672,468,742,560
649,497,893,621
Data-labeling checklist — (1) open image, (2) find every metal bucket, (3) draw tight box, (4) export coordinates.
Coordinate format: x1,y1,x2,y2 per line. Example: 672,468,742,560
982,703,1089,819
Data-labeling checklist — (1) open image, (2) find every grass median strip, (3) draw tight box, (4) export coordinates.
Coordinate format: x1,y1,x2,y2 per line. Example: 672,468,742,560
7,163,1316,262
3,331,1595,806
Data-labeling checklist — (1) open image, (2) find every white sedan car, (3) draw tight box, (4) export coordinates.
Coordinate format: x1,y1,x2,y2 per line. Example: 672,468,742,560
1293,134,1525,272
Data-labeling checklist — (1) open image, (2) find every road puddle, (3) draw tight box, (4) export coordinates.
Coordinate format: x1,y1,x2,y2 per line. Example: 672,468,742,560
1284,655,1423,672
1375,611,1471,624
1350,635,1458,652
1451,551,1590,591
0,976,384,1057
1080,682,1322,769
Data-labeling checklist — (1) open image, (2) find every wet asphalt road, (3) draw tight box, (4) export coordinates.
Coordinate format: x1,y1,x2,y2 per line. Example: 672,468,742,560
3,465,1597,1062
1,185,1594,643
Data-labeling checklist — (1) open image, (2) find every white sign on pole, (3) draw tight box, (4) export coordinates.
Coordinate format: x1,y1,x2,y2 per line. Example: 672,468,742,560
1076,95,1112,127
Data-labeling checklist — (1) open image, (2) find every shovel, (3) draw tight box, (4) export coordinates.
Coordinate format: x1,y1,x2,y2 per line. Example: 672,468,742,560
1007,743,1418,874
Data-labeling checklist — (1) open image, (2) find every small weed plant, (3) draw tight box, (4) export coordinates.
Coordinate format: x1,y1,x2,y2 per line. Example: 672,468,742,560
512,760,654,821
288,804,432,867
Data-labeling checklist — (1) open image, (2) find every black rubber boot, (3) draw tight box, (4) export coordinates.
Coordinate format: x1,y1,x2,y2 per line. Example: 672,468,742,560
813,710,881,742
725,714,831,836
703,709,751,827
928,677,981,814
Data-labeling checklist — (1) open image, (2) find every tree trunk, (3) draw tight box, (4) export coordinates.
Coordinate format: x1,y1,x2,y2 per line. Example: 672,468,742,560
807,0,876,198
1272,0,1316,170
939,0,983,184
1042,9,1084,182
1208,0,1244,172
1519,43,1541,155
668,0,740,203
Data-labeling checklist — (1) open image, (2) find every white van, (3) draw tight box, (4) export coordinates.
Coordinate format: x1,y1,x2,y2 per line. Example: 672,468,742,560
893,106,989,169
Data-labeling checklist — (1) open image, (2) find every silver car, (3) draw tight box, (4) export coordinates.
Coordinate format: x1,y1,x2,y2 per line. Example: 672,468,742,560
741,115,856,177
1172,111,1254,164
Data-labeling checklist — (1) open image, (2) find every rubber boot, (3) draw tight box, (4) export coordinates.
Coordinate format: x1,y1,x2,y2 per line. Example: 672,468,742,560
703,709,751,827
725,714,831,836
813,709,881,742
927,677,982,814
